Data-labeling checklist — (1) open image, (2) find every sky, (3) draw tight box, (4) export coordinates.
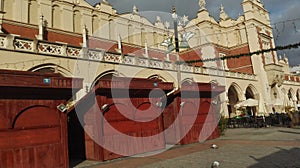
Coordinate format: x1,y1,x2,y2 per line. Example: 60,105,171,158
86,0,300,66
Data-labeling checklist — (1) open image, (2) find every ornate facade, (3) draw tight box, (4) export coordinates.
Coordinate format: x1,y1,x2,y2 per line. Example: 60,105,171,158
0,0,299,117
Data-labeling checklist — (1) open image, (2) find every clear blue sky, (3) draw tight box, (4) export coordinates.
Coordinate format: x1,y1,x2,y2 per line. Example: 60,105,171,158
85,0,300,66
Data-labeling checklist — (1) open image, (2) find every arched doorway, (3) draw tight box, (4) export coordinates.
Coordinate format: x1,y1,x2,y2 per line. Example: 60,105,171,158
245,85,258,116
227,84,242,118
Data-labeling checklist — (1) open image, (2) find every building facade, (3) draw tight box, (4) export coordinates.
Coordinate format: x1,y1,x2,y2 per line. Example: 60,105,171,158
0,0,299,117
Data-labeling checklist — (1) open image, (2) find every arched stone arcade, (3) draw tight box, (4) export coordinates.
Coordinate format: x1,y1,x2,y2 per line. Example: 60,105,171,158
28,63,73,77
227,83,243,117
244,84,259,116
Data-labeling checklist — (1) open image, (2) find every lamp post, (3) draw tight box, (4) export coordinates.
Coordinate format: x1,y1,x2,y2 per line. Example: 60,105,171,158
172,6,181,89
160,6,194,88
172,6,179,53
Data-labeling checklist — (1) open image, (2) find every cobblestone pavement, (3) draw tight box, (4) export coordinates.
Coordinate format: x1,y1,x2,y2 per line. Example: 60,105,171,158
75,127,300,168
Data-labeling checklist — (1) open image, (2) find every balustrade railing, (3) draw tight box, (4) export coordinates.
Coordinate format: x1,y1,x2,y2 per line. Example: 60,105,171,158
149,59,163,69
0,35,259,81
14,38,34,52
67,47,81,57
38,42,63,55
0,36,5,48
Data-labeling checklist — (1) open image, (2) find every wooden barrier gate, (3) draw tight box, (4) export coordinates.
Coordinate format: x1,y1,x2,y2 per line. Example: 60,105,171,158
163,82,225,145
74,77,173,161
0,70,82,168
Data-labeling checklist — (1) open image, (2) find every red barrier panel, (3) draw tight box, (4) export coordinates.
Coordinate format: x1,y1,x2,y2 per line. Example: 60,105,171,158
73,77,173,161
163,82,225,145
0,69,82,168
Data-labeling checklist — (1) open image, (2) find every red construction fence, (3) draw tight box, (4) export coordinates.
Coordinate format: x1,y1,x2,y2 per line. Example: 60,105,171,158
0,70,225,166
72,77,225,162
0,70,82,168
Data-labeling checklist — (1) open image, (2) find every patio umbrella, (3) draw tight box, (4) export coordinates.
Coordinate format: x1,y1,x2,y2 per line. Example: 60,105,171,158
258,96,266,116
234,98,258,108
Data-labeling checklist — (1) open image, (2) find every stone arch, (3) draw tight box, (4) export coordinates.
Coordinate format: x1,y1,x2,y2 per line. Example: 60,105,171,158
29,0,38,25
90,70,125,89
73,10,82,33
227,82,243,117
148,74,167,82
288,88,296,101
244,84,259,116
209,80,219,85
245,84,259,99
135,69,176,87
28,63,72,77
181,78,195,85
52,5,61,29
228,82,243,100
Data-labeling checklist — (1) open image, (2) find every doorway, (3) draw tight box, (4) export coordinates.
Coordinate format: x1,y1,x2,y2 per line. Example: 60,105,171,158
68,111,86,167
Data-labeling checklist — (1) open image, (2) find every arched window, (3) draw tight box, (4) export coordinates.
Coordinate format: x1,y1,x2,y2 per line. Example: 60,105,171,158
73,10,82,33
288,89,293,101
128,24,134,43
52,5,61,29
141,28,146,45
29,0,38,24
92,15,99,35
3,0,14,19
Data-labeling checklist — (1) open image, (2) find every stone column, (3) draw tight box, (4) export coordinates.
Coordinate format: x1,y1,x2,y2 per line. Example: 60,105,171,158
82,25,87,48
36,15,44,40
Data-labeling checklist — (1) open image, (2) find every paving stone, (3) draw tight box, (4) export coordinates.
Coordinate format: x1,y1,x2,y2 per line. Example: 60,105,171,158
75,127,300,168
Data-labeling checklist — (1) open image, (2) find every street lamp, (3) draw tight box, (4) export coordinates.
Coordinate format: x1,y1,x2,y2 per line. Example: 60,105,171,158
172,6,181,89
172,6,179,53
161,6,194,88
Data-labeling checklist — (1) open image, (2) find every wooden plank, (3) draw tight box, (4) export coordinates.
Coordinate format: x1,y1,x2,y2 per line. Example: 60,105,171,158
0,127,60,149
0,70,83,89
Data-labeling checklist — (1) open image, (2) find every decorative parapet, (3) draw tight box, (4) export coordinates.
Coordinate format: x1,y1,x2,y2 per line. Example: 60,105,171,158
123,55,135,65
0,34,257,81
104,53,122,63
0,35,5,48
284,74,300,86
137,57,149,67
149,58,164,69
67,46,81,57
284,80,300,86
38,42,64,56
14,38,34,52
264,63,284,86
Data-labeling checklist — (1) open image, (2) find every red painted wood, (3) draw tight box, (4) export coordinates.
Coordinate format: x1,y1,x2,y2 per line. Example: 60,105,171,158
74,77,173,161
163,83,225,145
0,69,82,168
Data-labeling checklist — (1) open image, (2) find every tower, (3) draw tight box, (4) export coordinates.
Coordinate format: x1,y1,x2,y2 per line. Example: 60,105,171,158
242,0,283,111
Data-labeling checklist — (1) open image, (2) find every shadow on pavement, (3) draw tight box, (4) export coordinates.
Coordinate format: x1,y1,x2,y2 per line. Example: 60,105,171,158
278,130,300,135
248,147,300,168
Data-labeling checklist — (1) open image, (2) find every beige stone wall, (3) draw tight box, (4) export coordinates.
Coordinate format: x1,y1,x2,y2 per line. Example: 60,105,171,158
0,0,299,117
